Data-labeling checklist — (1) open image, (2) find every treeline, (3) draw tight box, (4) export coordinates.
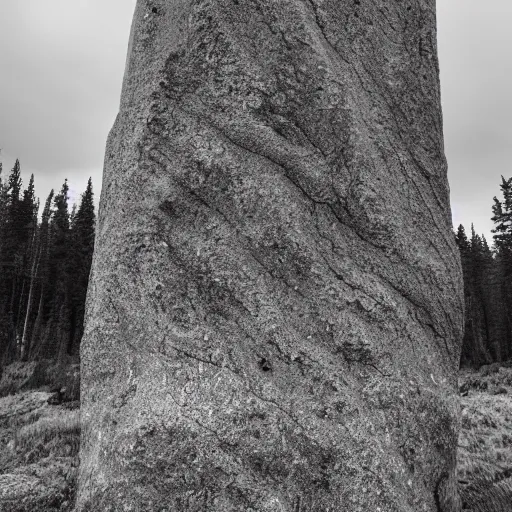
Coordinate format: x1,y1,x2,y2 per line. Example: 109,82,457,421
456,176,512,367
1,157,511,371
0,159,95,367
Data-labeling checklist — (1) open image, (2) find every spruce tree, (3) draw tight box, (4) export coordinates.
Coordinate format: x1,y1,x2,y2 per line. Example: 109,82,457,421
45,180,72,359
0,171,95,366
492,176,512,250
69,178,95,355
0,162,8,286
455,224,470,253
1,160,25,363
7,159,22,207
29,190,54,360
455,224,502,367
15,175,38,356
0,163,10,365
0,162,7,242
491,176,512,361
470,226,494,361
456,225,489,366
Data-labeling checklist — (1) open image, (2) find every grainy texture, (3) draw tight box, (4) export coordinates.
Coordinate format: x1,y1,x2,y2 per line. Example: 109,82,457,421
458,365,512,511
78,1,464,510
0,390,79,512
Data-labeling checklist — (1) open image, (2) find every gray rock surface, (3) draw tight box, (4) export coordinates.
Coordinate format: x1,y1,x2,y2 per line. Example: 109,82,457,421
78,1,464,510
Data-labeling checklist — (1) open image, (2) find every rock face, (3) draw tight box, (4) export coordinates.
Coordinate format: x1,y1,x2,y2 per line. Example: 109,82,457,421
78,1,464,510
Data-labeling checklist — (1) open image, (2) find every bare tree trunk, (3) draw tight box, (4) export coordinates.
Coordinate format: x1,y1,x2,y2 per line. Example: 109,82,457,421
8,261,20,359
28,287,45,361
78,2,464,511
20,243,41,361
15,277,26,346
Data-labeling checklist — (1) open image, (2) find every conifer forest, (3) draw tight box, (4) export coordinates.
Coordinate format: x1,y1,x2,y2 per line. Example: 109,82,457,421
455,176,512,367
0,159,511,372
0,160,95,370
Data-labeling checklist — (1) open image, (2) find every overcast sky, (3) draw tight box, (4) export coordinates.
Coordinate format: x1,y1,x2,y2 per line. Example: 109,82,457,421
1,1,511,242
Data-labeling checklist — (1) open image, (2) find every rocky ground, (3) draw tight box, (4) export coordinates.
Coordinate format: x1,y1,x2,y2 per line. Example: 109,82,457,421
0,361,510,511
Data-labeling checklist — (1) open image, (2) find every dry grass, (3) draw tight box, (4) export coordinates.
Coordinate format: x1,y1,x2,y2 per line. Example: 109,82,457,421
0,365,80,511
0,359,80,402
0,401,80,511
0,362,45,398
16,409,80,461
3,361,512,511
458,365,512,510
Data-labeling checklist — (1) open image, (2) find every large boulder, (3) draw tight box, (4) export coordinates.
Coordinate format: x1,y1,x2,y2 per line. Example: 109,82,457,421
78,1,464,510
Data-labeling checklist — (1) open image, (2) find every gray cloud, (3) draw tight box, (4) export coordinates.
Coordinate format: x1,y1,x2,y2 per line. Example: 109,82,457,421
438,0,512,240
0,0,135,204
1,1,511,242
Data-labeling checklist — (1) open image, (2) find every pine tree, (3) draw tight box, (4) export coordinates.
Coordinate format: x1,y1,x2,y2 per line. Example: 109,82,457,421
69,178,95,355
0,163,10,365
0,160,26,364
20,227,40,361
14,174,38,357
44,180,72,359
455,224,501,367
0,162,9,282
0,161,8,245
7,159,22,207
0,171,95,367
20,175,37,229
470,227,494,361
491,176,512,361
73,178,95,255
456,225,488,366
29,190,54,360
455,224,470,253
492,176,512,250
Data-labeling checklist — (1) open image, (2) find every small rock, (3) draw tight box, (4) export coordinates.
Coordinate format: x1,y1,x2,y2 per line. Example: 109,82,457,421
459,382,470,394
48,389,63,405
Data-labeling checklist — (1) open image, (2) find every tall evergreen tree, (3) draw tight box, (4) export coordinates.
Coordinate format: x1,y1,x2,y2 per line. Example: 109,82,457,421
44,180,72,359
0,163,10,365
469,227,494,361
0,162,8,278
455,224,470,253
69,178,95,355
491,176,512,361
7,159,22,207
29,190,54,360
456,225,492,367
454,222,510,367
15,174,38,356
492,176,512,250
0,160,27,363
